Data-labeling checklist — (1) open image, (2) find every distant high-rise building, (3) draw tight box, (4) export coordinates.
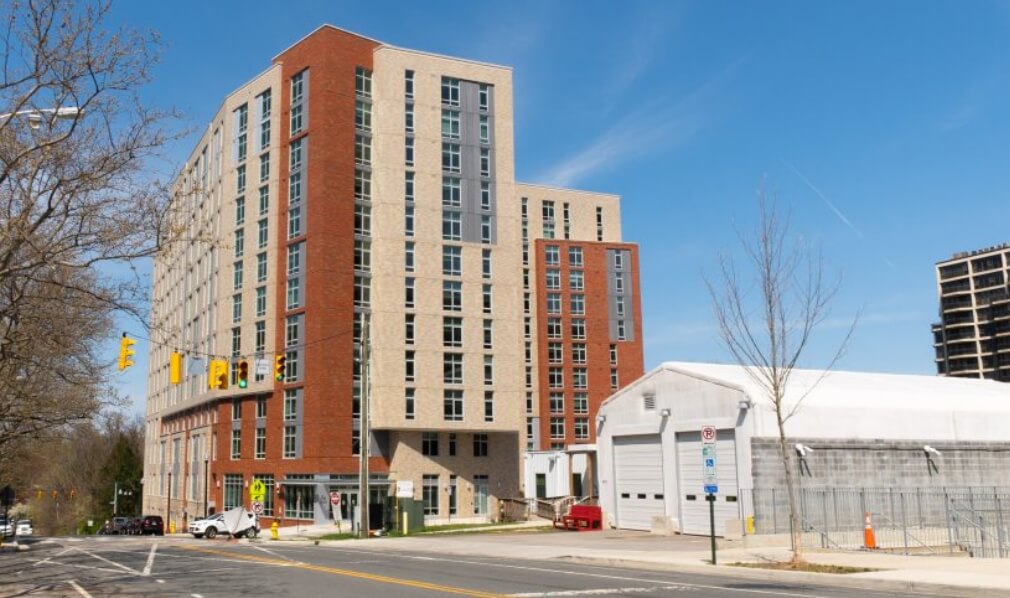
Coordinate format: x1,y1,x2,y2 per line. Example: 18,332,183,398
142,25,644,527
932,244,1010,381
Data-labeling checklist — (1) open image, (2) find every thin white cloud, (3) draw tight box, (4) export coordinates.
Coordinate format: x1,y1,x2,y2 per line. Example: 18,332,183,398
606,7,679,100
782,160,863,239
536,66,736,188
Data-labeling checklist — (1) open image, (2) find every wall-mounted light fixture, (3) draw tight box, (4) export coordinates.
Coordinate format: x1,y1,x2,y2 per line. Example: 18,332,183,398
596,414,606,424
737,398,753,411
659,408,671,417
794,443,814,457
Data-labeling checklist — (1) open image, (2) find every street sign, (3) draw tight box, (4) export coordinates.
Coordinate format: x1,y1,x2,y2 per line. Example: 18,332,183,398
330,491,342,507
395,480,414,498
704,484,719,494
701,426,717,444
249,479,266,503
251,500,264,515
255,358,270,376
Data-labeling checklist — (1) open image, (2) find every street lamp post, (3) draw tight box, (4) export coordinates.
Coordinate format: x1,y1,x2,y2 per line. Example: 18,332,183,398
167,471,172,533
0,106,80,128
204,458,209,519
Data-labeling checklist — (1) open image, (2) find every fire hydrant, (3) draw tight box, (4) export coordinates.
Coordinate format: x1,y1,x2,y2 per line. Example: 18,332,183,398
270,520,279,541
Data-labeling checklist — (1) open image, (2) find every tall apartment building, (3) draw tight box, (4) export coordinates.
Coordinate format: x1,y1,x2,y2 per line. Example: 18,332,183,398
143,25,643,528
932,244,1010,381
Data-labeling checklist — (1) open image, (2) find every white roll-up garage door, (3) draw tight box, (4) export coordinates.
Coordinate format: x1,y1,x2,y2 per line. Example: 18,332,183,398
613,435,665,531
676,430,739,536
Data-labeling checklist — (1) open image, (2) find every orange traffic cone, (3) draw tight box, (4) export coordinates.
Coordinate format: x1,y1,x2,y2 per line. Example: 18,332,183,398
863,511,877,550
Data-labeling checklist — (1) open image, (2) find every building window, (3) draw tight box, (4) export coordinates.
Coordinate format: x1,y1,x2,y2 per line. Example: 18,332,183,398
609,344,618,365
356,67,372,98
550,418,565,440
617,321,627,341
542,201,555,239
234,228,245,258
478,84,490,110
254,219,267,249
482,249,492,279
405,351,415,382
572,344,587,364
287,277,301,310
546,269,560,289
355,99,371,132
352,275,368,308
480,215,492,243
483,354,493,386
441,109,460,139
283,426,297,458
596,206,604,241
448,433,457,456
484,391,494,422
571,319,586,340
405,242,415,272
611,369,619,389
254,320,266,354
570,270,584,291
482,284,492,314
355,134,371,166
405,69,414,99
545,245,560,265
473,433,488,457
405,388,415,420
548,367,564,388
405,136,414,166
615,276,625,293
258,89,272,150
290,71,307,134
405,314,415,345
224,474,243,510
547,317,562,339
479,114,490,143
422,432,438,456
442,210,462,241
231,327,241,357
233,261,243,290
574,392,588,414
405,277,415,308
442,143,461,173
255,428,266,460
230,429,241,459
549,392,564,413
443,245,462,276
548,342,563,363
444,390,463,421
257,252,268,282
483,319,493,349
235,104,248,162
232,294,242,323
481,181,491,210
443,317,463,348
443,352,463,385
480,147,491,177
570,294,585,315
237,165,246,194
546,293,562,314
573,368,588,389
443,281,462,311
423,474,439,515
616,296,626,317
260,155,270,185
288,206,302,239
614,251,624,270
574,419,589,441
442,177,461,207
235,197,246,226
441,77,460,106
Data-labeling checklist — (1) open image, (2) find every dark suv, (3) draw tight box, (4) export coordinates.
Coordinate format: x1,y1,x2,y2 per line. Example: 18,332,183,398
140,515,164,536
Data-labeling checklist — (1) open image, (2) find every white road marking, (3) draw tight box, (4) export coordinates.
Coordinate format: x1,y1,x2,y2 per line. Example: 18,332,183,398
157,579,165,583
142,542,158,576
192,594,204,598
68,580,93,598
512,588,666,597
70,546,143,576
250,544,300,563
33,547,73,566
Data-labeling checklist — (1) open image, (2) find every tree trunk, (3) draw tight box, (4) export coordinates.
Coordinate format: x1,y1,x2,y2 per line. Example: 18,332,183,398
777,409,804,562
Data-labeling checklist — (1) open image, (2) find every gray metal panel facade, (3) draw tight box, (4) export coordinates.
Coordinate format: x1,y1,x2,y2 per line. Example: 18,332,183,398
453,80,496,245
606,249,635,342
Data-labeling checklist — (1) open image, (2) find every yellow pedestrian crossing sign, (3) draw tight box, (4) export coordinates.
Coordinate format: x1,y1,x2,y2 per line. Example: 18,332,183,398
250,479,266,502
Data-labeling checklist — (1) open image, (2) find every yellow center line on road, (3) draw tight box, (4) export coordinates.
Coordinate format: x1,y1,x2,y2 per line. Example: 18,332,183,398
181,545,507,598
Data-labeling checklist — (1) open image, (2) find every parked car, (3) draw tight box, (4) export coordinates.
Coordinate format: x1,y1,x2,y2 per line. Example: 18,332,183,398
111,516,131,535
0,518,11,537
15,520,33,536
139,515,164,536
188,513,227,539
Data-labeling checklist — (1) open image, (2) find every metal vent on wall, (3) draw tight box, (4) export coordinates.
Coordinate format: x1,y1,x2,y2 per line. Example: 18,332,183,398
643,395,656,410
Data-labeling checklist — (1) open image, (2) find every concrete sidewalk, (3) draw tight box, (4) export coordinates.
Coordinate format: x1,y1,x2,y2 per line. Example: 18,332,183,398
278,528,1010,596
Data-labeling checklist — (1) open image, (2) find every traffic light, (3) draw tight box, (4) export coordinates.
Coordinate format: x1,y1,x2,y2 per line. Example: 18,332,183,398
69,488,77,500
208,359,229,390
118,333,136,371
51,490,58,501
237,360,249,389
169,352,182,384
274,354,286,382
35,489,42,500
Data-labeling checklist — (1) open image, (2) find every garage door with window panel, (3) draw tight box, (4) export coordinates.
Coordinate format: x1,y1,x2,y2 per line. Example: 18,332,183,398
676,430,739,535
613,435,665,531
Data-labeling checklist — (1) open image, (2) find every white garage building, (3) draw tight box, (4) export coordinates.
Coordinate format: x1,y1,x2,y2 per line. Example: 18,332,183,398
596,362,1010,535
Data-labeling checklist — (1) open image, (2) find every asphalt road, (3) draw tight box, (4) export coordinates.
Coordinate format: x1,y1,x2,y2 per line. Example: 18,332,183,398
0,535,945,598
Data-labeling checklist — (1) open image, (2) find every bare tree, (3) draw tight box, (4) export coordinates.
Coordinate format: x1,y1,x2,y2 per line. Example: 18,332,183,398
706,189,856,562
0,0,185,453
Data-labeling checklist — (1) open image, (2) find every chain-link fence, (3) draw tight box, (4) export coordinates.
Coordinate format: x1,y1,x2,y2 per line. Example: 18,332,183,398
744,487,1010,558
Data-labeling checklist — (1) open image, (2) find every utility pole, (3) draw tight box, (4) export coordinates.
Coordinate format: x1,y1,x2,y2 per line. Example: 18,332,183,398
112,481,119,517
204,457,209,518
167,471,172,533
358,312,371,539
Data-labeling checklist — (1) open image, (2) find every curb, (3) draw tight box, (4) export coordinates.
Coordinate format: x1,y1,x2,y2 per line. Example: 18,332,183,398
0,543,28,553
560,556,1010,598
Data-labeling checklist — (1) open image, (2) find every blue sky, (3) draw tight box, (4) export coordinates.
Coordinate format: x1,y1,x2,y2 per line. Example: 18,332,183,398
108,1,1010,414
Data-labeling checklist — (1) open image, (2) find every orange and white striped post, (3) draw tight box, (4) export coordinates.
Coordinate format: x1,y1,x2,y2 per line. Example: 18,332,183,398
863,511,877,550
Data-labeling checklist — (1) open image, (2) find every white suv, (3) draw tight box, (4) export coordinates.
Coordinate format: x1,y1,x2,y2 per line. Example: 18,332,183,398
15,520,33,536
188,514,227,539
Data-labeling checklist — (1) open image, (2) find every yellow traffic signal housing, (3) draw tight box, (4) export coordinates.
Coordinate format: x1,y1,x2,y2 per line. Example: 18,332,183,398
118,333,136,371
237,360,249,389
35,489,42,500
274,354,286,382
208,359,229,390
169,352,182,384
51,490,58,500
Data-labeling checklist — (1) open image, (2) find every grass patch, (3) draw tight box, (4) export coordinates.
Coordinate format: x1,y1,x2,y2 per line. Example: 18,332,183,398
317,533,357,541
730,561,878,574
